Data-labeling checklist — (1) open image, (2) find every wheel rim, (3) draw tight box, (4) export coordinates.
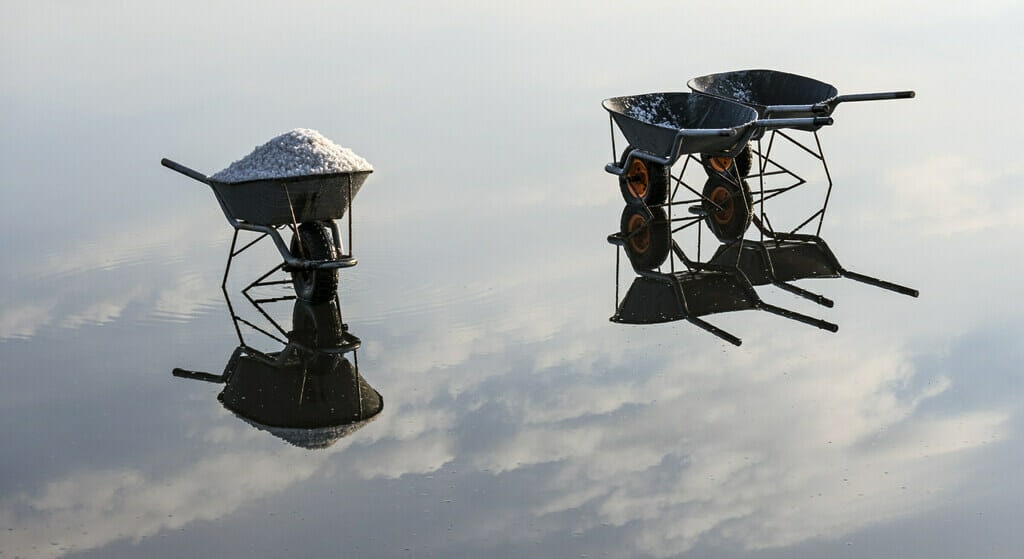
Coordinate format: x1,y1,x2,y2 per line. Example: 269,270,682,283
708,185,735,225
626,159,650,199
626,213,650,254
709,156,734,173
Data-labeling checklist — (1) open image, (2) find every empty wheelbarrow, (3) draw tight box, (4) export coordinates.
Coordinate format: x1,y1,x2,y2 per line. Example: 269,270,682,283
603,92,832,241
686,69,914,175
161,158,370,303
688,69,915,123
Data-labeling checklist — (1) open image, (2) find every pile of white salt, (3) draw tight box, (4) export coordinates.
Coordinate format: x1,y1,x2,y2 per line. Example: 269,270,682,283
211,128,373,183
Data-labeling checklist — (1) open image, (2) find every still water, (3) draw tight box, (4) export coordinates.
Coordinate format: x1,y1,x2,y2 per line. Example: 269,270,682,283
3,2,1023,557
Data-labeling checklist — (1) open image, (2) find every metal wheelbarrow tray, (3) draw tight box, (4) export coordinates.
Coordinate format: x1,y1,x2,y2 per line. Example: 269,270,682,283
688,69,914,131
609,267,838,347
602,92,831,209
683,70,914,241
208,171,368,226
602,92,832,169
709,225,919,308
161,158,369,303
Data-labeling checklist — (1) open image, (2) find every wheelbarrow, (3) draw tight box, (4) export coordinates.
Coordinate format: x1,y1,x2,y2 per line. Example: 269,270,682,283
688,69,921,294
686,69,914,177
603,92,832,241
161,158,370,303
688,69,915,124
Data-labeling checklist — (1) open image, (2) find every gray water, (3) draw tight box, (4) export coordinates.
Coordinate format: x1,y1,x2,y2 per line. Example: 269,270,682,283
3,3,1023,558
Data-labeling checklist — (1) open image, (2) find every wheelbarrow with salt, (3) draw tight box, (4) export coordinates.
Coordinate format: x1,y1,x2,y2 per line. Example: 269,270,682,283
161,132,371,304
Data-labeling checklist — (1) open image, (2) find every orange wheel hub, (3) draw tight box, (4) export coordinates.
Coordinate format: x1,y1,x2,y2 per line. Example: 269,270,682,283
626,213,650,253
626,159,650,199
708,185,735,225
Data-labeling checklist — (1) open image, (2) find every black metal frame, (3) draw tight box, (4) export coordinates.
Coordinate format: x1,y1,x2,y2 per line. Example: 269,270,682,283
219,267,361,355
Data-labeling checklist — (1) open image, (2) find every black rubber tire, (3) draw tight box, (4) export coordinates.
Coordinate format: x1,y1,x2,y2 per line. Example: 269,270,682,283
290,222,339,303
701,176,753,243
618,149,670,205
620,205,670,270
700,143,753,179
291,299,345,349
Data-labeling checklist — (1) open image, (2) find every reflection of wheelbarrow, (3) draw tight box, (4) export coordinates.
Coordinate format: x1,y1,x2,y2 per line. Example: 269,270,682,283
161,158,370,303
602,92,832,241
708,219,919,307
686,69,914,238
608,205,837,346
173,298,381,449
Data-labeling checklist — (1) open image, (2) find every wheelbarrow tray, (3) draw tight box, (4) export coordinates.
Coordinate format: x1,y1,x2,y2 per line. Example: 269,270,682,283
689,70,835,122
712,240,839,285
603,92,759,161
612,270,757,325
611,267,836,346
710,232,918,298
218,347,382,432
688,69,914,130
210,171,371,226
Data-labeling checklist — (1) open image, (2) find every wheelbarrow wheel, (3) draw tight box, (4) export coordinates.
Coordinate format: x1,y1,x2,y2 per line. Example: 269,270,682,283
702,177,753,243
619,149,670,205
700,143,752,178
291,298,345,349
290,222,339,303
620,205,670,270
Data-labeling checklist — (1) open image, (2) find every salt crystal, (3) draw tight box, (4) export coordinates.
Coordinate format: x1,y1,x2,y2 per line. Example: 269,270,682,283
211,128,373,183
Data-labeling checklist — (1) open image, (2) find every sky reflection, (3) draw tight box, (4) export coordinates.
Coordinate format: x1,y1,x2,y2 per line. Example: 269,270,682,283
2,281,1014,558
2,1,1023,558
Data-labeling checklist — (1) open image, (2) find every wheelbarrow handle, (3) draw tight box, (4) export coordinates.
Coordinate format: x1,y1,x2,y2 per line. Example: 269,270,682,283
765,91,916,114
764,104,831,114
834,90,916,104
677,128,737,138
814,90,916,112
161,158,212,185
172,367,226,383
753,116,833,129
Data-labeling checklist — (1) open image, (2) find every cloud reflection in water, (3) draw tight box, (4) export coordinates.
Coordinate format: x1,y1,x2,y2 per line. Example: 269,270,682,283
0,305,1008,558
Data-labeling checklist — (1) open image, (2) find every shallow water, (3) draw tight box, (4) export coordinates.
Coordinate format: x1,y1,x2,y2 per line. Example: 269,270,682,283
3,3,1024,558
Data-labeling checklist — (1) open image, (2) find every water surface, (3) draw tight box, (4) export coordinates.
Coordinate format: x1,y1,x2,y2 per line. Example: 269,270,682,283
2,3,1023,558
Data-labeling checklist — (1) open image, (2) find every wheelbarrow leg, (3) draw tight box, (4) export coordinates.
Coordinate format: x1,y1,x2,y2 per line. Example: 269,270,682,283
222,229,240,289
